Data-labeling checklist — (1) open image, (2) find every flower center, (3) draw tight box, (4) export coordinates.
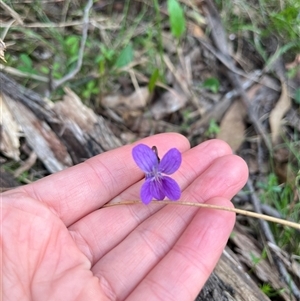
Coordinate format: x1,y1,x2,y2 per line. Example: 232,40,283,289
146,166,162,182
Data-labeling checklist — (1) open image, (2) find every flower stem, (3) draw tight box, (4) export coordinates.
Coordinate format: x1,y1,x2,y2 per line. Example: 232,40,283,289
103,200,300,230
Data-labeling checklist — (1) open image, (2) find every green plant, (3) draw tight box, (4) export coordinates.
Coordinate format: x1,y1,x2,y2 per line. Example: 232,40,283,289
18,53,37,74
167,0,186,39
216,0,300,60
114,43,134,68
96,45,115,75
260,283,285,297
64,35,80,66
202,77,220,93
148,68,160,92
82,80,100,100
258,173,300,254
269,4,300,40
249,252,262,266
205,119,220,137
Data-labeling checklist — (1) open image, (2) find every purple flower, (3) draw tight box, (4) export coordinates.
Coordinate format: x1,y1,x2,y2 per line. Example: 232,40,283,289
132,144,182,204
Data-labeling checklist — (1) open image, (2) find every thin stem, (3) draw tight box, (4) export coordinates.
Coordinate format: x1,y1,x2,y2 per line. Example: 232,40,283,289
153,0,164,74
103,200,300,230
52,0,93,89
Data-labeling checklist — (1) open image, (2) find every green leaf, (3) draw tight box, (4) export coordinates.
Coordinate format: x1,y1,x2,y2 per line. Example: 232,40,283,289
100,45,115,61
40,66,49,74
205,119,220,137
295,88,300,104
65,35,80,56
20,54,32,68
18,54,39,75
167,0,186,39
203,77,220,93
148,68,160,92
115,44,134,68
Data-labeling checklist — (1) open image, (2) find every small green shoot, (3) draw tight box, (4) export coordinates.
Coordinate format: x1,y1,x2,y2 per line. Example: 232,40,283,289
148,68,160,92
114,43,134,68
249,252,261,266
249,249,266,268
97,45,115,76
16,171,30,184
64,35,80,57
260,283,285,297
99,45,115,62
82,80,99,99
18,54,37,75
203,77,220,93
205,119,220,137
258,173,282,194
64,35,80,67
167,0,186,39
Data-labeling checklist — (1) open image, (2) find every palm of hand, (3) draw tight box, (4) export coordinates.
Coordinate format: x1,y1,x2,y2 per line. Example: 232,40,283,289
2,134,248,301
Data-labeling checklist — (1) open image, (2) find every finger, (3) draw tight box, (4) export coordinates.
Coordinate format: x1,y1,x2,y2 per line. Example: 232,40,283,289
69,139,233,263
127,197,235,301
91,155,248,300
16,133,190,226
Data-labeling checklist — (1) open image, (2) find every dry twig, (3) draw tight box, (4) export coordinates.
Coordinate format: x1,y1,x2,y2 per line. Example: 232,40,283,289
51,0,93,90
0,0,23,25
0,17,115,29
0,64,49,82
14,152,37,178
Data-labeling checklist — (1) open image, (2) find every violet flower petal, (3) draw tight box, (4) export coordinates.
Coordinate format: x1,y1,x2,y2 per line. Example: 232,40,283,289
159,148,182,175
161,176,181,200
150,180,165,200
140,180,153,204
132,144,158,173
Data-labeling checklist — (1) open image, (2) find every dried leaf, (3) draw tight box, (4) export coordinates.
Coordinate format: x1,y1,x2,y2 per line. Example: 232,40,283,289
0,93,21,160
161,32,177,54
151,89,187,120
269,82,291,144
188,22,205,38
217,100,246,152
102,87,150,110
0,39,7,62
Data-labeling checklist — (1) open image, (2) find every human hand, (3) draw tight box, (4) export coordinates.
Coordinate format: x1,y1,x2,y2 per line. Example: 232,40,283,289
2,133,248,301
